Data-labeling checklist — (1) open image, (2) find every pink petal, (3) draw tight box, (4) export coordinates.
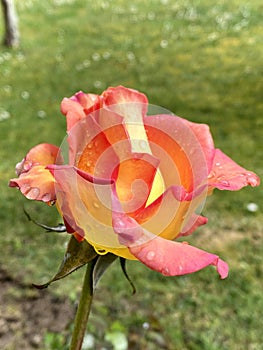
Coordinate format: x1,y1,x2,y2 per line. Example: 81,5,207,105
130,237,228,279
180,120,215,173
208,149,260,190
61,91,101,131
178,214,208,237
112,201,228,279
102,85,148,114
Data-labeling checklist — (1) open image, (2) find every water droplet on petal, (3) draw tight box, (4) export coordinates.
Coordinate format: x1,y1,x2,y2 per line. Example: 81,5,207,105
221,180,230,187
26,187,40,200
246,175,259,187
162,267,170,276
207,171,215,179
215,162,221,166
93,202,99,209
146,250,155,261
42,193,52,202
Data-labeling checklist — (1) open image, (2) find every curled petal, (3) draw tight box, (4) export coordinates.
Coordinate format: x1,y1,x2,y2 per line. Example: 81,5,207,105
180,120,215,173
9,143,62,203
133,184,207,241
102,85,148,112
112,200,228,279
61,91,101,131
208,149,260,190
130,236,228,279
103,86,151,155
16,143,62,175
178,214,208,237
9,165,56,203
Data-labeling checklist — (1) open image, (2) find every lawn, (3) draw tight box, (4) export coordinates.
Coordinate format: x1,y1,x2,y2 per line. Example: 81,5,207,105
0,0,262,349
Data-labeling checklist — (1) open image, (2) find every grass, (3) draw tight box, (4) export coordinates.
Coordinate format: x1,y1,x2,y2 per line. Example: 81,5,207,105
0,0,262,349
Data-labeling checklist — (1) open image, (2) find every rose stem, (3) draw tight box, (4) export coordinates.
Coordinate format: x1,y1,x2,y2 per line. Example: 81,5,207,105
69,260,95,350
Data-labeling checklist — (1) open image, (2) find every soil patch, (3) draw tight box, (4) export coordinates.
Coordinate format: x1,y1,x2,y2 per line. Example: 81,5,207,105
0,268,74,349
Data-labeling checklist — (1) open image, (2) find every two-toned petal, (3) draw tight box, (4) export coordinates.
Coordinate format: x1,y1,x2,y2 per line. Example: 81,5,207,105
111,190,228,279
9,143,62,203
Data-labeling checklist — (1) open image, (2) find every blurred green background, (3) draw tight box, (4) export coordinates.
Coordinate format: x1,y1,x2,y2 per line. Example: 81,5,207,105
0,0,262,349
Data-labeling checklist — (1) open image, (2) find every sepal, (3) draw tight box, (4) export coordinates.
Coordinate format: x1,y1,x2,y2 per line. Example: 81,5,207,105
33,236,97,289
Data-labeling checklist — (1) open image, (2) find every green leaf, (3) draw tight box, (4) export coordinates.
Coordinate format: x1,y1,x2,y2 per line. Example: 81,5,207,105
93,253,118,289
33,236,97,289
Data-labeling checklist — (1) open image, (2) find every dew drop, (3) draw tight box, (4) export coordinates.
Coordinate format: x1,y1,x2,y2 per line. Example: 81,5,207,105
21,91,30,100
37,110,46,119
0,109,11,121
103,51,111,60
139,139,147,150
207,171,215,179
215,162,221,166
247,175,258,187
142,322,150,330
221,180,230,187
162,267,170,276
146,250,155,261
92,52,101,61
160,39,168,48
82,59,90,68
93,202,99,209
26,187,40,200
94,80,103,89
42,193,52,202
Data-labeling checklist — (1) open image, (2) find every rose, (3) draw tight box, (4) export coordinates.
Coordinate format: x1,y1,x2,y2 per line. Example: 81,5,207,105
9,86,260,279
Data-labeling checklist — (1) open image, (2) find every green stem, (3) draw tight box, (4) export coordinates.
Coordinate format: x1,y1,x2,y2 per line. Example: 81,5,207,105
69,260,95,350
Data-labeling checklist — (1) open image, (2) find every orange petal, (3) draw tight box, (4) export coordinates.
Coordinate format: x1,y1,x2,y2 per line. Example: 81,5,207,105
9,143,62,203
144,115,209,193
115,153,159,215
9,165,56,202
66,114,120,179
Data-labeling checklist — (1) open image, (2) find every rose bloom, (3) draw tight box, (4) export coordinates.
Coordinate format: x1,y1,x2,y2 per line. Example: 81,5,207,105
9,86,260,279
